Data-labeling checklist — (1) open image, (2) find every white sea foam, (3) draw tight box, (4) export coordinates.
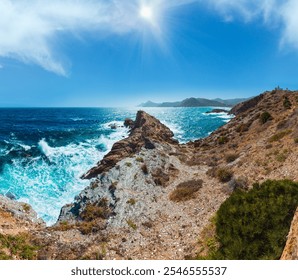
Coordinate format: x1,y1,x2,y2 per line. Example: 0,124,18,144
3,125,129,225
18,143,31,151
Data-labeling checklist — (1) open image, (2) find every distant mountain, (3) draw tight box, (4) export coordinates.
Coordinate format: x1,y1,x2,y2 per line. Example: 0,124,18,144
139,101,160,107
139,97,249,108
180,98,225,107
213,98,250,106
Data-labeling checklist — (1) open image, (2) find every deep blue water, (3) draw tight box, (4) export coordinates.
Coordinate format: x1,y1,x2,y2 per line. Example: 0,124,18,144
0,107,232,224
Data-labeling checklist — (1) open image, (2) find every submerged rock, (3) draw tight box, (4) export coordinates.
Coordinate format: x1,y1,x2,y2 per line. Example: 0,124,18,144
206,109,229,114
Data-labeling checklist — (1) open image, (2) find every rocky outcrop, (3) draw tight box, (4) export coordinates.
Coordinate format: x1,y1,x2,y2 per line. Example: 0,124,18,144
229,92,265,115
281,208,298,260
82,111,178,179
0,196,45,235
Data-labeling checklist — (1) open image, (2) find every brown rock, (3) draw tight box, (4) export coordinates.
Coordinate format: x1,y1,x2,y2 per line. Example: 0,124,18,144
82,111,178,179
281,208,298,260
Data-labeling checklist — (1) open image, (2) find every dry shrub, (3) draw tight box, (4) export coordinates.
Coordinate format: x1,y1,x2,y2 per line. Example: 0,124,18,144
225,153,239,163
169,179,203,202
216,168,233,183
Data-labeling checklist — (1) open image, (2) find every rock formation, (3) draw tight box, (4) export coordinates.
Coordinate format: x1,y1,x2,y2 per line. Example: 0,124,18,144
281,208,298,260
82,111,178,179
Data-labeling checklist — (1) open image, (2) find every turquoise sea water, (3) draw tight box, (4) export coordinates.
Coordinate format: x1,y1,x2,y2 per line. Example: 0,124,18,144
0,107,232,224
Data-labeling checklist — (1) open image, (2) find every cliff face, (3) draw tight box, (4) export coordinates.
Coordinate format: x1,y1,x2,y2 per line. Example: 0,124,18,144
281,208,298,260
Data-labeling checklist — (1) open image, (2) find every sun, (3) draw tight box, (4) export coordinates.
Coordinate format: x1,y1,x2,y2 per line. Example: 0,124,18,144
140,5,153,21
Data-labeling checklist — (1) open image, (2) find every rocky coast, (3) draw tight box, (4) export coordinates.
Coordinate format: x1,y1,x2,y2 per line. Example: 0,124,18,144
1,89,298,260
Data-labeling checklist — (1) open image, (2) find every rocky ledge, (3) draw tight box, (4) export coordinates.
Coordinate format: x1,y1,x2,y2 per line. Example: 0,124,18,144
82,111,178,179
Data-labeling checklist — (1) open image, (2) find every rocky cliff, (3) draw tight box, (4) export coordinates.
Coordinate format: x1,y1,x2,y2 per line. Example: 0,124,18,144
281,208,298,260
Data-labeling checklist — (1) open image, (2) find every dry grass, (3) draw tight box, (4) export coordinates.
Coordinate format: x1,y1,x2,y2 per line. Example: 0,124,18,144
169,180,203,202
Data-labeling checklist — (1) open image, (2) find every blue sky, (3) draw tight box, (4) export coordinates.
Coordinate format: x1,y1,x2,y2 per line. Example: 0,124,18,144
0,0,298,107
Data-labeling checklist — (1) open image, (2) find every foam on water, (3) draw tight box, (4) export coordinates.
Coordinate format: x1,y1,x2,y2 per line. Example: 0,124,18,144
0,122,129,225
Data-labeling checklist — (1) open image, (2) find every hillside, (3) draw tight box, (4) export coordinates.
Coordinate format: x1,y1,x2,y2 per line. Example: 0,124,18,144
140,97,249,108
0,89,298,260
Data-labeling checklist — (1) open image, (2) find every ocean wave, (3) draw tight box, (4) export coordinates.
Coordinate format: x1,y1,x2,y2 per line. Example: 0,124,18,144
1,127,129,225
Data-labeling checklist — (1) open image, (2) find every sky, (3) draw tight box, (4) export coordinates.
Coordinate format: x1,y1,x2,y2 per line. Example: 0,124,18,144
1,0,298,107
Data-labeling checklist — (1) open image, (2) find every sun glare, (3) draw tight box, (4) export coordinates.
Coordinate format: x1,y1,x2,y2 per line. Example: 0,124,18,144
140,6,153,21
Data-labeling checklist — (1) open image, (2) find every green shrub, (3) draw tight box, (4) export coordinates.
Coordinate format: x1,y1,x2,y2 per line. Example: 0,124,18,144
283,96,292,109
260,112,273,124
136,157,144,163
217,136,228,145
127,219,137,230
0,233,38,260
215,180,298,260
127,198,136,205
225,153,239,163
269,130,292,142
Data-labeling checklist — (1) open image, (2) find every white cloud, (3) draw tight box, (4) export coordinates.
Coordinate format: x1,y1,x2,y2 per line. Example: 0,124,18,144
0,0,297,75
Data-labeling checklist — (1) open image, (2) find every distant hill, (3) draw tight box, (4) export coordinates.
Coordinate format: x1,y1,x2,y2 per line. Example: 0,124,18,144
139,97,249,108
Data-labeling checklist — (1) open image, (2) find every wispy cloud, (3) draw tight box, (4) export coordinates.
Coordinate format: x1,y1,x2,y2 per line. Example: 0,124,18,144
0,0,297,75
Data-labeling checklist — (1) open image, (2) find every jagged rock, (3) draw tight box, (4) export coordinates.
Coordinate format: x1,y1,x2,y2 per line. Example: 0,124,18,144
124,118,134,129
281,208,298,260
82,111,178,179
109,123,117,130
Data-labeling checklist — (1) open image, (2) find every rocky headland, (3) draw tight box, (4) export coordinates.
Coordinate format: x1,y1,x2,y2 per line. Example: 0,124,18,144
1,89,298,260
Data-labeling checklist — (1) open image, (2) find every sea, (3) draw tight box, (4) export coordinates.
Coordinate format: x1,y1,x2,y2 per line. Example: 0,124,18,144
0,107,232,225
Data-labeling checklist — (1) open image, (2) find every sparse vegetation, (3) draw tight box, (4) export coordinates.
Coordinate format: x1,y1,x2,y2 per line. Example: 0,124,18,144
269,129,292,142
216,168,233,183
191,216,219,260
217,136,228,145
127,198,136,206
136,157,144,163
215,180,298,260
283,96,292,109
260,111,273,124
294,138,298,144
225,153,239,163
236,122,251,133
80,198,111,222
0,233,39,260
125,162,132,167
126,219,137,230
169,180,203,202
274,149,289,162
22,204,31,213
